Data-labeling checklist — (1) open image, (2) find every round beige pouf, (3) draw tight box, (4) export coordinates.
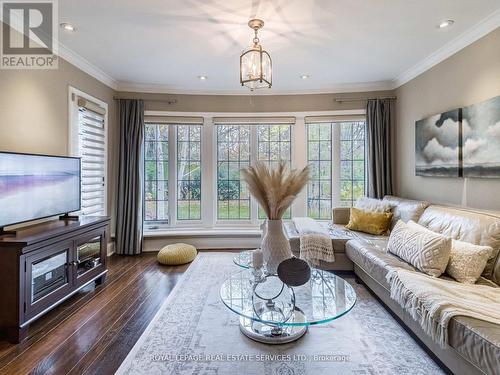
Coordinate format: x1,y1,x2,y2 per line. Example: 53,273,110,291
157,243,197,265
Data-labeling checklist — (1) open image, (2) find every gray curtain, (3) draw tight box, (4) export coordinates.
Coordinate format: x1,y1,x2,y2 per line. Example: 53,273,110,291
366,99,395,199
116,99,144,255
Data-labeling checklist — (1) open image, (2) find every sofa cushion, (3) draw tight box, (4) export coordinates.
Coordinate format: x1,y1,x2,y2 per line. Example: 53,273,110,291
355,196,393,213
346,239,416,288
383,195,430,229
448,316,500,375
388,220,451,277
347,238,500,374
418,205,500,284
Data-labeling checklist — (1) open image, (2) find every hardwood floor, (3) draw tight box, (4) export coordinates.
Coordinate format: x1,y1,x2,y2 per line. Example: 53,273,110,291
0,252,196,375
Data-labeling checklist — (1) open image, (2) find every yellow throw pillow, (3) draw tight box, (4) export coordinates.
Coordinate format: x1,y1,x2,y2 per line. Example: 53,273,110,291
346,207,393,235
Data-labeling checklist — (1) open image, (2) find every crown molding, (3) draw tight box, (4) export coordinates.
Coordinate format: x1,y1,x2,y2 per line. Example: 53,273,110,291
394,9,500,88
58,42,119,90
116,80,395,96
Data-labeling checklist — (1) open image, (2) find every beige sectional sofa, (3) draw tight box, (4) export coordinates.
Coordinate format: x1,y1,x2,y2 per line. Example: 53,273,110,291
284,195,500,375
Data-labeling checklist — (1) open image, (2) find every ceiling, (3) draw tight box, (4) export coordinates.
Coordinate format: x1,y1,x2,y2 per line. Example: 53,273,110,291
58,0,500,94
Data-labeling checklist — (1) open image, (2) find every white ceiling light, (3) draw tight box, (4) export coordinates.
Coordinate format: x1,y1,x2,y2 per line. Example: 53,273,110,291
438,20,455,29
240,19,272,91
60,22,76,32
300,74,310,80
198,75,207,80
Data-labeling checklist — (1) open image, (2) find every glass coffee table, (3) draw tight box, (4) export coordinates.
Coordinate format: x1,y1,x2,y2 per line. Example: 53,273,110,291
220,251,356,344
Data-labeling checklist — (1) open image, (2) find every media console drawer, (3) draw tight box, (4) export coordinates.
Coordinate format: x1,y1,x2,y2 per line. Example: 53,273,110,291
0,216,110,343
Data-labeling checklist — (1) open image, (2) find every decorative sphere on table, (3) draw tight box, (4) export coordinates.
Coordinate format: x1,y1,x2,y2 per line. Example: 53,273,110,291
277,257,311,287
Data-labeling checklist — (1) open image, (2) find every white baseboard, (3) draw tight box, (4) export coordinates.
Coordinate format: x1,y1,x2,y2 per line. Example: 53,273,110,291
107,241,116,256
143,235,260,252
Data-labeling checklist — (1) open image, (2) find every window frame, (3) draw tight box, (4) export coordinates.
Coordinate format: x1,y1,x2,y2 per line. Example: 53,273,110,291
211,124,256,227
306,120,367,220
144,123,170,225
68,86,108,217
257,124,293,219
176,125,202,221
307,122,334,220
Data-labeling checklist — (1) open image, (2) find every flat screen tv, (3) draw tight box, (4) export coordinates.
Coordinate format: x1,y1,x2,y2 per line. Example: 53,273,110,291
0,152,81,228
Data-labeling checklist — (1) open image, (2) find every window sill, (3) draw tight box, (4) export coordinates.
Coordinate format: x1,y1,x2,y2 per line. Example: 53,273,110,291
143,227,262,238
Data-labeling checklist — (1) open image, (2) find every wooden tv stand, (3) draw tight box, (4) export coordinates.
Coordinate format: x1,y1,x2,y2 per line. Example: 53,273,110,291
0,216,110,343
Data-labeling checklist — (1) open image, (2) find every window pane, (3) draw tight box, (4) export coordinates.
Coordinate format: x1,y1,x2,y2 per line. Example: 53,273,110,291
257,124,292,219
144,124,168,224
307,123,332,220
217,125,251,220
177,125,202,220
339,121,366,207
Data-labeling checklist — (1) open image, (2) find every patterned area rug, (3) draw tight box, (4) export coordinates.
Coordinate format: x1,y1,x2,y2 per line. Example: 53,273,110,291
116,253,443,375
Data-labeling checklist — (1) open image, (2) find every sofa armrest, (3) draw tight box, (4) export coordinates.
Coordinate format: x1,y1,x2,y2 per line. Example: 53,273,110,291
333,207,350,225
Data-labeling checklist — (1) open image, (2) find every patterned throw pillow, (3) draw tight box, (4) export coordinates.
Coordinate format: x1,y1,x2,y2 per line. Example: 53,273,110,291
446,240,493,284
388,220,451,277
346,207,393,235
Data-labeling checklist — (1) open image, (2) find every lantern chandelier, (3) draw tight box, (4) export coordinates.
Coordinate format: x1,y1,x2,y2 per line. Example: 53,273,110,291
239,19,272,90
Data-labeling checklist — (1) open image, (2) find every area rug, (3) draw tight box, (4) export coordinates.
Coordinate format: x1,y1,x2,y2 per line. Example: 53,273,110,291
116,253,443,375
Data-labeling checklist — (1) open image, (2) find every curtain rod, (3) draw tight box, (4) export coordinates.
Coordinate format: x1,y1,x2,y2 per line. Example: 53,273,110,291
113,96,178,105
335,96,396,103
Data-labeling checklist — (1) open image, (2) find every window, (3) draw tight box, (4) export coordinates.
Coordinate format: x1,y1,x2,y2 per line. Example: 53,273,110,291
140,113,365,230
307,123,332,220
306,120,366,219
257,124,292,219
340,121,366,206
69,89,108,217
177,125,202,220
216,125,251,220
144,123,169,222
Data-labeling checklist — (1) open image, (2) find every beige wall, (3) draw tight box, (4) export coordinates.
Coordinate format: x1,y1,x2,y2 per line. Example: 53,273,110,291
0,57,118,227
395,27,500,210
116,90,396,113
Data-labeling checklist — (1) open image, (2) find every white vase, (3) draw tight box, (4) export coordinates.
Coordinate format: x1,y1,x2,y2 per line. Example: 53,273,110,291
261,219,292,274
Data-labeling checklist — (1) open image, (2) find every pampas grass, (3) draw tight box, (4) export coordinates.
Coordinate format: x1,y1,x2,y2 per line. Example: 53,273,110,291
242,161,310,220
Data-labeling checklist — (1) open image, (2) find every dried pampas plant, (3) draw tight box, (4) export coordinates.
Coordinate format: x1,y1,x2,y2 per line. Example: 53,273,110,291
241,161,310,220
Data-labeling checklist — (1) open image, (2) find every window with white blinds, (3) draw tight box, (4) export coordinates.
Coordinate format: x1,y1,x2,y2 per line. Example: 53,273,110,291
74,95,107,216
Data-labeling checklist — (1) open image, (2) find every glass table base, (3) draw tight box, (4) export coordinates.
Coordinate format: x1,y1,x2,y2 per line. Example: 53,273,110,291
239,308,308,344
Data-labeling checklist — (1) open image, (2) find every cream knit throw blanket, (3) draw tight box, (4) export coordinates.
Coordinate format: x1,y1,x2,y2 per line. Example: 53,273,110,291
386,268,500,348
292,217,334,265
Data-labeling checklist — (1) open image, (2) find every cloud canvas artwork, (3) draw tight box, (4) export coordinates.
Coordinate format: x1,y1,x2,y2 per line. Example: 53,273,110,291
415,109,462,177
462,95,500,178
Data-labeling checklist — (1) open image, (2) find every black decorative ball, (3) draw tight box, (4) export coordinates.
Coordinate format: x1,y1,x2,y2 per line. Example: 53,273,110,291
277,257,311,287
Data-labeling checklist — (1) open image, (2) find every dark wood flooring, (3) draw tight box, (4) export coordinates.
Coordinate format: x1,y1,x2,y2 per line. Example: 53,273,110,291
0,252,202,375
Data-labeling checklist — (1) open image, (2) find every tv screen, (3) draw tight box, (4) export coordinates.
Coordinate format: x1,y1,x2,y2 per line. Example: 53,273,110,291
0,152,81,228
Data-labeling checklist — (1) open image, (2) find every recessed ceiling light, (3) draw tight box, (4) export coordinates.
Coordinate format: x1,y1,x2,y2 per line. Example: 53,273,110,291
438,20,454,29
300,74,310,80
198,75,207,80
60,23,76,32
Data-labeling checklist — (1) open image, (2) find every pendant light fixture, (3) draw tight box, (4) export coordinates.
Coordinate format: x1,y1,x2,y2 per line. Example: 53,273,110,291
239,19,272,90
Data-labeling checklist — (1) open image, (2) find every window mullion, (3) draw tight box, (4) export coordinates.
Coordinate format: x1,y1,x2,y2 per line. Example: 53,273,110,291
168,124,176,227
202,118,214,227
332,123,341,208
250,126,259,225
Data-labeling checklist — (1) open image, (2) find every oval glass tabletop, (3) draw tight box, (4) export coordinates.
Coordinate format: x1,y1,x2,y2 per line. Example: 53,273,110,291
220,268,356,327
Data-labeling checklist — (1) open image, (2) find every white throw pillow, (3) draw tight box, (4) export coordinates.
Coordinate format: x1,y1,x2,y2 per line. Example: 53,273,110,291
405,221,495,283
388,220,451,277
355,197,393,213
446,240,493,284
